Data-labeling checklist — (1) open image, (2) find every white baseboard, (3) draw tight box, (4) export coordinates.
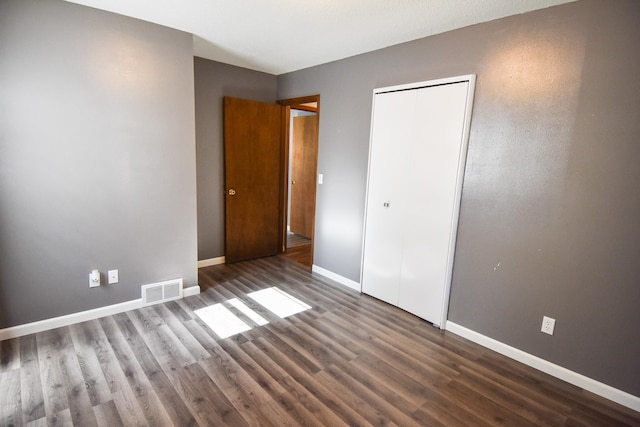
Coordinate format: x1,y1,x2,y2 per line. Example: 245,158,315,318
445,321,640,413
0,298,142,341
183,285,201,297
0,285,201,341
198,256,225,268
311,265,361,292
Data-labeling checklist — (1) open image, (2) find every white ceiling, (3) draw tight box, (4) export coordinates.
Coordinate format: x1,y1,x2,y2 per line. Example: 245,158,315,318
64,0,576,75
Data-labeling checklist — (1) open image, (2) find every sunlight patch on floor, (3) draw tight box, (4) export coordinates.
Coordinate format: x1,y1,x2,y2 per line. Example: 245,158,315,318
194,287,311,339
248,287,311,318
228,297,268,326
194,303,251,339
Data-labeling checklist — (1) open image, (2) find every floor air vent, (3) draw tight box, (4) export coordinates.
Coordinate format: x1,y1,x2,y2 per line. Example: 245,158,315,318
141,278,183,306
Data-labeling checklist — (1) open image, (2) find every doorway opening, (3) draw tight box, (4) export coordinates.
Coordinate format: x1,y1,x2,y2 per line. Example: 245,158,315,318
278,95,320,269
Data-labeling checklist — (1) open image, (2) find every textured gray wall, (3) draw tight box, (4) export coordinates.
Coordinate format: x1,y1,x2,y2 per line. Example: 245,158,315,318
278,0,640,396
0,0,197,328
194,58,277,260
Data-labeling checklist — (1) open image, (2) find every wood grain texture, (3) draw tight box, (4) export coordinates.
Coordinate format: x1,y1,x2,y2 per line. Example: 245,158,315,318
284,242,312,268
19,334,45,423
290,115,318,239
0,367,22,426
224,96,283,263
1,255,639,426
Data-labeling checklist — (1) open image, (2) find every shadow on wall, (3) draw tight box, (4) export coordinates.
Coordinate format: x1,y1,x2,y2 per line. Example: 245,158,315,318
0,267,6,333
0,210,9,333
0,214,5,331
0,267,6,337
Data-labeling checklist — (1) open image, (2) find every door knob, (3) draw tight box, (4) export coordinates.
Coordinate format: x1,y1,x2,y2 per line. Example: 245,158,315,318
291,180,296,185
228,189,236,196
383,202,390,207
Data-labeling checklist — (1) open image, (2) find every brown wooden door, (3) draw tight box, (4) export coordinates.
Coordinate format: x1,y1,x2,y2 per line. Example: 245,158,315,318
289,115,318,239
224,97,283,263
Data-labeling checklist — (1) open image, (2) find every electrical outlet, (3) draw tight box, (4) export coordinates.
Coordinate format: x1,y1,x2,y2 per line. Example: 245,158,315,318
541,316,556,335
89,270,100,288
108,269,119,284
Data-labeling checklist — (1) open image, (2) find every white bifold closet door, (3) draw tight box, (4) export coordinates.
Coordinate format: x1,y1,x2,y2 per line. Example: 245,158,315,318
362,76,475,327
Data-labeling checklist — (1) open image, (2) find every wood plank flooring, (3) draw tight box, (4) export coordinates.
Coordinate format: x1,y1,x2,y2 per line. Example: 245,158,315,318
1,255,639,426
285,232,312,268
286,233,311,248
284,243,312,268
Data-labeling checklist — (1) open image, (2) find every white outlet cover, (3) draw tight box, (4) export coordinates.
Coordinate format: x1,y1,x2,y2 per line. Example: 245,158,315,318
89,270,100,288
108,269,119,284
541,316,556,335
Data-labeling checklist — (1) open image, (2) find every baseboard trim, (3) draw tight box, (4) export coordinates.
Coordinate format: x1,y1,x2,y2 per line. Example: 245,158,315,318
0,298,142,341
0,284,201,341
183,285,201,297
198,256,225,268
311,265,361,292
445,321,640,412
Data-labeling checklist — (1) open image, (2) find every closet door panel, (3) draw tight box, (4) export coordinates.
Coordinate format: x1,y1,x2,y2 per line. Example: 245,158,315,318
398,82,470,323
362,89,416,305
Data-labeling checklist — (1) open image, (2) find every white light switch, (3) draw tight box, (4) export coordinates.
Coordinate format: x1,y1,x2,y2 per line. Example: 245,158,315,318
108,269,119,284
318,173,323,184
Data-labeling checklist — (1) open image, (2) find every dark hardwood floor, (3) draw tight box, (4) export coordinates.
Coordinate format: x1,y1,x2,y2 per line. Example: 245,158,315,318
286,233,311,248
284,233,312,268
284,243,312,268
1,255,639,426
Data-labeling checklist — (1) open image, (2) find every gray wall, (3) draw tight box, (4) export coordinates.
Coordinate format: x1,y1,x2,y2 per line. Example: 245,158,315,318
0,0,197,328
194,58,277,260
278,0,640,397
